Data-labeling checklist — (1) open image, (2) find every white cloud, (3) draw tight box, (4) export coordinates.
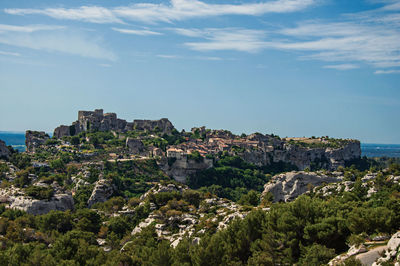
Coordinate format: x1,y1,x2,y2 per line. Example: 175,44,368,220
112,27,162,36
157,54,180,59
0,24,64,33
323,64,359,70
5,0,318,24
5,6,123,24
380,1,400,11
374,69,400,74
176,28,267,52
99,63,112,67
195,56,222,61
0,50,21,56
273,20,400,69
172,15,400,69
0,24,116,61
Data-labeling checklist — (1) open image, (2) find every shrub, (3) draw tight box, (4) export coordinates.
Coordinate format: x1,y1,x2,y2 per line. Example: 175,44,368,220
187,151,203,163
49,159,65,172
25,186,54,200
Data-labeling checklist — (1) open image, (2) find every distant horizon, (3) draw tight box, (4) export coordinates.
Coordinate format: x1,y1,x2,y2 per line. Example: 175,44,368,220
1,130,399,146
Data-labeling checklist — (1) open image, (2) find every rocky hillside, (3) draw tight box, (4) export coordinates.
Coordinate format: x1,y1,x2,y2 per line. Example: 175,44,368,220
1,109,398,265
39,109,362,185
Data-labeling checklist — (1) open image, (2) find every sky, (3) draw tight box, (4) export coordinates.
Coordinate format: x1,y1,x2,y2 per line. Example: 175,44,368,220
0,0,399,144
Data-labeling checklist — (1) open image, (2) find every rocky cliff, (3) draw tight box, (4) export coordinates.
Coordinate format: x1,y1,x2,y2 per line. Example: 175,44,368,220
0,186,74,215
126,138,145,154
159,157,214,183
133,118,174,134
262,171,343,202
87,179,114,207
0,139,10,159
240,136,361,171
25,130,50,153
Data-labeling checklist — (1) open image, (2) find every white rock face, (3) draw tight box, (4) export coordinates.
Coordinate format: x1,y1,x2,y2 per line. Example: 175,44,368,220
372,231,400,265
87,179,114,207
262,171,342,202
131,184,249,248
139,183,187,201
328,244,367,265
0,186,73,215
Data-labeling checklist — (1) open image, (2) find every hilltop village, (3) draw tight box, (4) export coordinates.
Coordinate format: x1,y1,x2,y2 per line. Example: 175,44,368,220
26,109,362,183
0,109,399,265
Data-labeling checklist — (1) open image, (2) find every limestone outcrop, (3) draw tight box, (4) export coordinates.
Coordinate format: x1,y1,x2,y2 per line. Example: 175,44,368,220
328,244,368,265
126,138,145,154
373,231,400,265
0,139,10,159
133,118,174,134
0,186,73,215
53,109,175,138
87,179,114,207
25,131,50,153
160,157,213,183
264,140,361,171
262,171,342,202
131,183,249,248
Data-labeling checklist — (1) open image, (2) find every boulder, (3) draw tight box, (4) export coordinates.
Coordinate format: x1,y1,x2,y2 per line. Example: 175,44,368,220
10,193,74,215
262,171,342,202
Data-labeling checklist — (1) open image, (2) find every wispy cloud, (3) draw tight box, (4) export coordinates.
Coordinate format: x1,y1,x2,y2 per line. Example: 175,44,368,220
0,24,116,61
112,27,162,36
0,50,21,56
5,6,123,24
374,69,400,74
174,28,267,52
380,1,400,11
323,64,359,70
0,24,64,33
169,3,400,71
195,56,222,61
99,63,112,67
5,0,318,24
273,20,400,69
156,54,223,61
157,54,180,59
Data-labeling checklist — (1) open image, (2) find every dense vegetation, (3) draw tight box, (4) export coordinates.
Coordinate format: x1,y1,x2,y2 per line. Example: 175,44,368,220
1,161,399,265
1,128,400,265
188,154,271,202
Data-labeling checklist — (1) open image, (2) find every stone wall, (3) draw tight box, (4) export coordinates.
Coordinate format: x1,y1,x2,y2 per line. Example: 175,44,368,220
53,109,175,138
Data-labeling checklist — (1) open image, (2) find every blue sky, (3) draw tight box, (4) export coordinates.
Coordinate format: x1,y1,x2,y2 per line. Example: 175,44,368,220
0,0,399,144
